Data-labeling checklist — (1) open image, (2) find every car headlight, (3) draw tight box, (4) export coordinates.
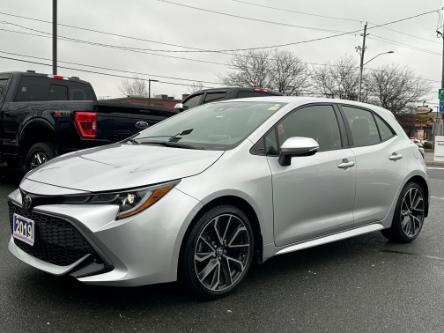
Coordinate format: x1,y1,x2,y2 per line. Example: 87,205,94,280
65,180,179,220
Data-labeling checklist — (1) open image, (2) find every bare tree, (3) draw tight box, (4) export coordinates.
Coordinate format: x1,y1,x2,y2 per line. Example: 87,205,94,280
222,50,308,95
311,56,363,101
223,50,271,88
366,65,431,114
120,76,148,97
188,81,204,94
269,50,308,95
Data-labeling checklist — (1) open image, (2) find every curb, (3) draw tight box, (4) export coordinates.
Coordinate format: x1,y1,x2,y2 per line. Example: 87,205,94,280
426,161,444,168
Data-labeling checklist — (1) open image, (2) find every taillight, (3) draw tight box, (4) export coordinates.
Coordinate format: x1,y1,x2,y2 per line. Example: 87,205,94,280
74,112,97,139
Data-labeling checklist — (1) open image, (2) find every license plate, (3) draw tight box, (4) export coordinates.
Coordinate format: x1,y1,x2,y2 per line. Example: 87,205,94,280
12,213,35,246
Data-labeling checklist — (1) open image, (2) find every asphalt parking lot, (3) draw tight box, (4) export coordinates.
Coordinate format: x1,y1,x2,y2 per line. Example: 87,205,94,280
1,167,444,333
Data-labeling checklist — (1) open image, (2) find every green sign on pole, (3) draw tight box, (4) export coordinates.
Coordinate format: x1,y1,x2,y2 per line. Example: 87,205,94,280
439,89,444,101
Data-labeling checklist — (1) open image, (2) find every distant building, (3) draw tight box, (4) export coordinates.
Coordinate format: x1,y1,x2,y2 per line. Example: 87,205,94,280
104,95,180,111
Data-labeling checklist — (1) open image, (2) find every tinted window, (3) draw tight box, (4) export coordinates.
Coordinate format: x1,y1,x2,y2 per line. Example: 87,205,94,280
136,101,286,150
15,77,49,101
204,92,226,103
276,105,342,152
48,84,68,100
237,90,277,98
67,81,96,100
0,79,7,102
342,106,380,146
15,77,95,101
183,94,202,109
374,114,395,141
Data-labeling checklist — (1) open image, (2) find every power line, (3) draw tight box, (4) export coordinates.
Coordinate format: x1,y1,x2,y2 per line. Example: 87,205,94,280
228,0,439,45
0,55,217,89
0,8,438,53
369,34,441,56
0,49,223,85
0,26,229,66
154,0,347,33
368,21,440,45
229,0,363,23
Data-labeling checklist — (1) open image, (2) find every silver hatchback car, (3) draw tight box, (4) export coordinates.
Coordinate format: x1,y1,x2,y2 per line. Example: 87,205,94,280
8,97,429,298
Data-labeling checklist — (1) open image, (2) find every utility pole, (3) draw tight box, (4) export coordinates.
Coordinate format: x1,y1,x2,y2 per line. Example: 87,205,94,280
437,3,444,137
52,0,57,75
358,22,368,102
148,79,159,105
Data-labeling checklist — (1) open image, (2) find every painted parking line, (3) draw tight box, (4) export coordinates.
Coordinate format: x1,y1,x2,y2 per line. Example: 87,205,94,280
427,167,444,170
431,195,444,200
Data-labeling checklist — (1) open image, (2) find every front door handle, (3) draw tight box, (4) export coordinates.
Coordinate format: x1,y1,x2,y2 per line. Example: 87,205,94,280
338,159,355,169
389,153,403,161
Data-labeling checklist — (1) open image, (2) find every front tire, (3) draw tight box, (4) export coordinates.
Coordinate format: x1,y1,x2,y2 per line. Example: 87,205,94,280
181,205,254,299
25,142,55,171
381,182,425,243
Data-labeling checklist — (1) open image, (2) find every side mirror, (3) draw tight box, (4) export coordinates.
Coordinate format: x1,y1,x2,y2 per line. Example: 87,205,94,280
278,137,319,166
174,103,184,112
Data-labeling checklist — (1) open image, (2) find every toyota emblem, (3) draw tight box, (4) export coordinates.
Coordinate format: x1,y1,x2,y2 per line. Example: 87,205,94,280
22,194,33,211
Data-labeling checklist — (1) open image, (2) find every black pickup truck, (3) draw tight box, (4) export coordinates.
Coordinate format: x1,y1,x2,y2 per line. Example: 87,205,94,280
0,71,176,170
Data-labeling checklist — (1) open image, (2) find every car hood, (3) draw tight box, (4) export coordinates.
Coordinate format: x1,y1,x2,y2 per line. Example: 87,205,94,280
25,143,224,192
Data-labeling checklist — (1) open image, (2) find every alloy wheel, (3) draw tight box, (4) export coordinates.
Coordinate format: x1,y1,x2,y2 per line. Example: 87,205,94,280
29,151,48,169
400,187,425,238
194,214,251,292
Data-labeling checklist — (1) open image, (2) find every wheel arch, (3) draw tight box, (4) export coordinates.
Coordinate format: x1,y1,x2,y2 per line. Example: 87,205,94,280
177,195,264,277
406,175,429,217
19,118,56,153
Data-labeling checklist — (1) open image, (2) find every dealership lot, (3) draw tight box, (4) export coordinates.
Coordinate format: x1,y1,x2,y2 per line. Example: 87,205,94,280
1,167,444,332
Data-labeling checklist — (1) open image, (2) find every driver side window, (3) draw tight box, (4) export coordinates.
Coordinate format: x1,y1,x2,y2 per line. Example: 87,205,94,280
265,105,342,155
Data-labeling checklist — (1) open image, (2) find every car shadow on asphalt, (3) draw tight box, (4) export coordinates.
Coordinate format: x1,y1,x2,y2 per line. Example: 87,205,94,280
8,232,390,309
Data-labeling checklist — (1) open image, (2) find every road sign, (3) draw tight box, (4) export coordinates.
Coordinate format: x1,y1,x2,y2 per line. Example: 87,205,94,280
440,102,444,113
439,89,444,101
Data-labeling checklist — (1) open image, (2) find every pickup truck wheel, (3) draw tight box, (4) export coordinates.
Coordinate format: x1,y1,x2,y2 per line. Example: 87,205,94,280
25,142,55,170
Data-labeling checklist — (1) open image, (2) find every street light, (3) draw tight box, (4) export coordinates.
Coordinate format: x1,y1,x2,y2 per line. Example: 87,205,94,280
148,79,159,105
358,51,394,101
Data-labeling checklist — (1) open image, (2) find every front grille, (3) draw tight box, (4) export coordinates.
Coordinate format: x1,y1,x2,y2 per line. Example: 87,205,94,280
9,201,100,267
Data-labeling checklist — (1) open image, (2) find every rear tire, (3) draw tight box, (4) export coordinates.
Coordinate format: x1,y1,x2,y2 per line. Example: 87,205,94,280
25,142,56,171
381,182,425,243
180,205,254,299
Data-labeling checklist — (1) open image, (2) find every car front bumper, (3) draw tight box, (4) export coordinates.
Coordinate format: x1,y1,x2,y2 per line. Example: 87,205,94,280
7,187,202,286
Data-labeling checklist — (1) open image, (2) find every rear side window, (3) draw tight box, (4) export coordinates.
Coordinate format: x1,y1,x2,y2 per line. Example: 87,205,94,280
183,94,202,109
342,106,380,147
66,81,95,100
15,77,50,101
49,84,68,100
237,90,272,98
15,77,95,101
374,114,395,141
0,79,7,102
204,92,226,103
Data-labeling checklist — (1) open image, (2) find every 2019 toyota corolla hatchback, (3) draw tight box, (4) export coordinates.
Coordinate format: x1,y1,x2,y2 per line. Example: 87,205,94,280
8,97,429,299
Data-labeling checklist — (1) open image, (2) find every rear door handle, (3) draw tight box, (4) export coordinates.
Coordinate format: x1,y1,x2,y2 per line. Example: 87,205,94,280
338,159,355,169
389,153,403,161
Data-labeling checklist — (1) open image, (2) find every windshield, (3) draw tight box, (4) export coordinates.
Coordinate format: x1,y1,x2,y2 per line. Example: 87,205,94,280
134,101,286,150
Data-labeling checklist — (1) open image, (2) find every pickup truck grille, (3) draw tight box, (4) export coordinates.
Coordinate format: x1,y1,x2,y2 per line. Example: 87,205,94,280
9,201,99,267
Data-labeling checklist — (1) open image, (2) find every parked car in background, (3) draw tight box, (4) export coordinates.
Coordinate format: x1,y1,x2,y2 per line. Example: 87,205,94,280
8,97,429,298
0,71,176,171
174,87,282,111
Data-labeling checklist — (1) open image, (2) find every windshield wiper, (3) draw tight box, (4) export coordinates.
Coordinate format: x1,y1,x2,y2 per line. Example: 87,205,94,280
139,140,204,150
137,129,194,143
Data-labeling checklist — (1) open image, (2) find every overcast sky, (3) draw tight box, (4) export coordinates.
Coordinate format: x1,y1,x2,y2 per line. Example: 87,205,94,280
0,0,442,104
